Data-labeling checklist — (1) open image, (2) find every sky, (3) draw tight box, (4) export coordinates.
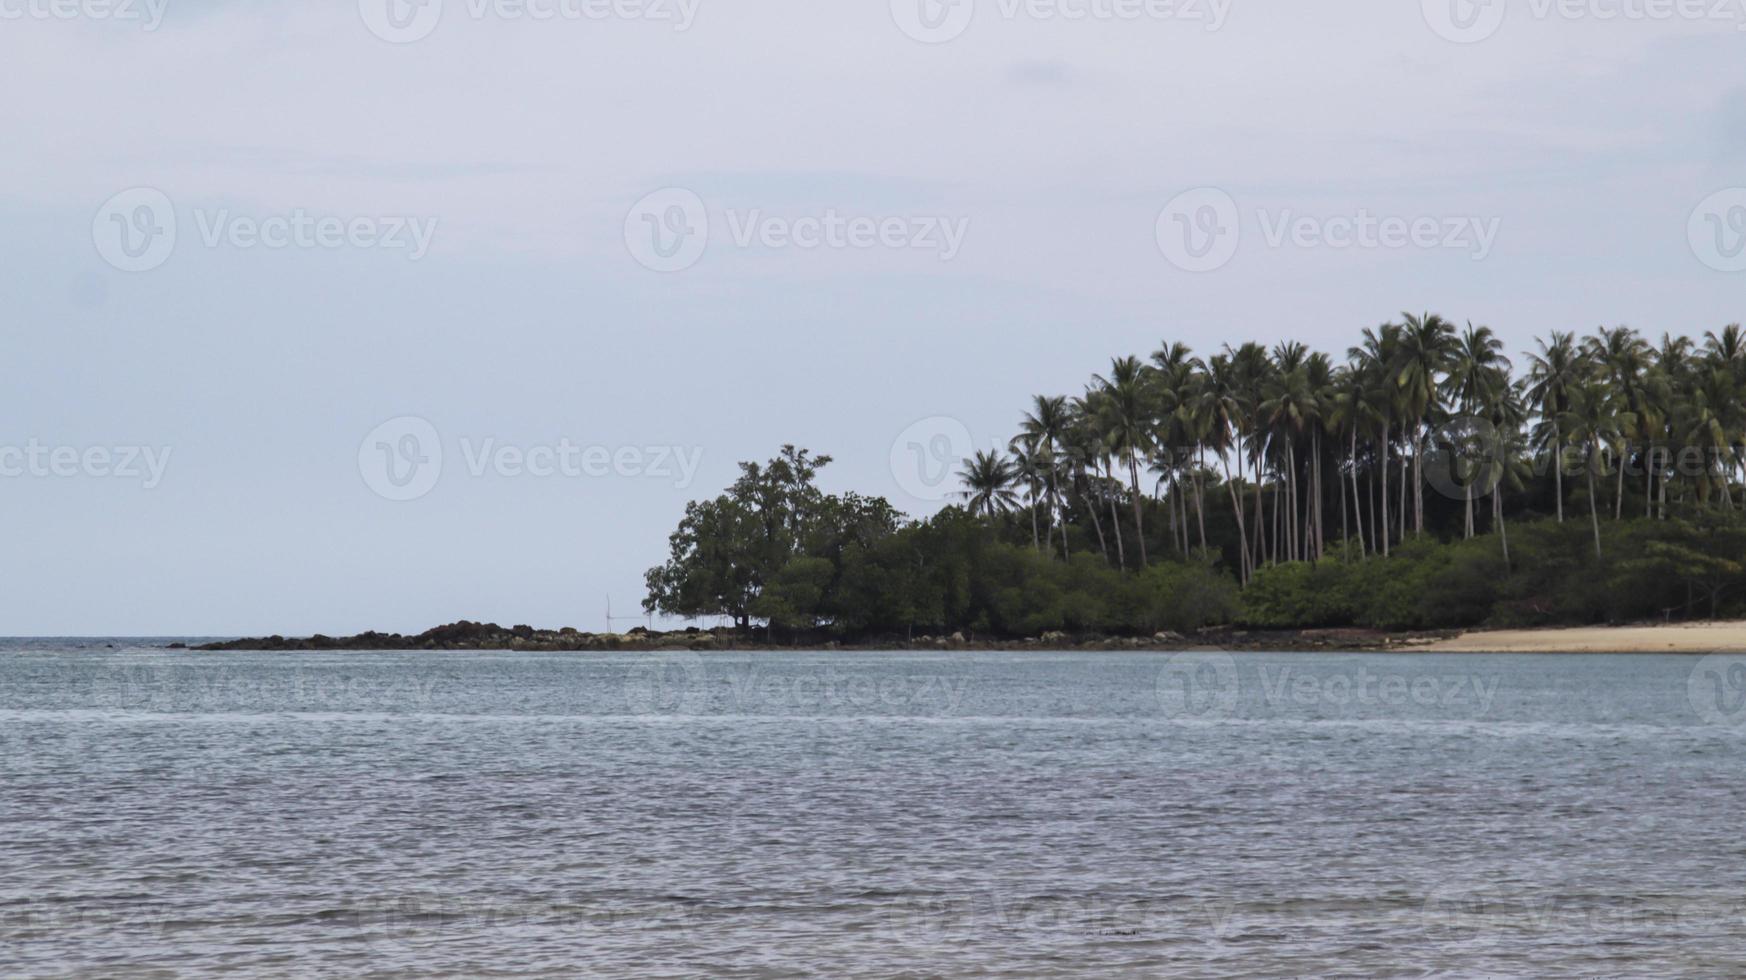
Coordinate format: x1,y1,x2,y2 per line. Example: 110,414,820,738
1,0,1744,634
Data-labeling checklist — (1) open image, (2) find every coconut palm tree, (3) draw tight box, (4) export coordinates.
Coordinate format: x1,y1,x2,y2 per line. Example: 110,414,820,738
1019,395,1071,555
1349,324,1401,555
1198,352,1254,582
1325,364,1376,557
1559,380,1626,558
1259,357,1319,562
1006,436,1046,553
1094,355,1159,569
957,450,1019,519
1445,321,1512,538
1585,325,1651,519
1524,331,1584,522
1396,311,1458,534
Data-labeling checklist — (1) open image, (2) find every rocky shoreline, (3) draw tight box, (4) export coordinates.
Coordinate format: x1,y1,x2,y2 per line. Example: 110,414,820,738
184,620,1455,653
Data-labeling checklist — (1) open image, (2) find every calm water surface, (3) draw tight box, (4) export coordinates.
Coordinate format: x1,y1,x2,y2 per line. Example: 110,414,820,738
3,642,1745,977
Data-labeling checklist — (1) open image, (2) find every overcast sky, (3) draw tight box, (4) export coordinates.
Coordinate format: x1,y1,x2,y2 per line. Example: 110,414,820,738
2,0,1743,634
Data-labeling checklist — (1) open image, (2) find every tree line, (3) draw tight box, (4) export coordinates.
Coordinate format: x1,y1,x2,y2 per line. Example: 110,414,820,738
644,316,1746,638
962,316,1746,574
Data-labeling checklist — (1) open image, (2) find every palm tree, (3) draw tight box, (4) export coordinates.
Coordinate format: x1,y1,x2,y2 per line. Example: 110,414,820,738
1396,311,1457,535
1325,364,1375,557
957,450,1018,518
1006,436,1046,553
1019,395,1071,555
1585,325,1650,519
1094,355,1158,569
1445,321,1512,538
1198,353,1253,582
1349,324,1401,555
1524,331,1584,522
1077,388,1127,569
1259,355,1319,562
1559,380,1624,558
1683,366,1738,511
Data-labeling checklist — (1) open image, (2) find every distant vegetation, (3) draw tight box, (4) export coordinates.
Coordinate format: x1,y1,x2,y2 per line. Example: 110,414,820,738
645,317,1746,638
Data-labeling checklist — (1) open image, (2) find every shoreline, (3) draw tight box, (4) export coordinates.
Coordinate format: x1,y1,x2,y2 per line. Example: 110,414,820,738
180,620,1746,654
1421,622,1746,653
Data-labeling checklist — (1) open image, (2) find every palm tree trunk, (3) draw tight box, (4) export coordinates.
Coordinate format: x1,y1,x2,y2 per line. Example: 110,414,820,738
1312,432,1324,561
1127,456,1148,568
1397,439,1408,541
1079,469,1110,565
1105,457,1125,570
1553,420,1564,522
1175,479,1190,555
1252,447,1267,569
1587,438,1603,559
1287,442,1299,562
1271,468,1285,562
1194,447,1209,553
1412,425,1425,534
1029,477,1042,552
1043,475,1056,556
1495,485,1510,568
1339,446,1351,558
1350,428,1366,557
1220,456,1250,584
1645,445,1654,520
1380,426,1391,557
1060,491,1071,561
1615,444,1626,521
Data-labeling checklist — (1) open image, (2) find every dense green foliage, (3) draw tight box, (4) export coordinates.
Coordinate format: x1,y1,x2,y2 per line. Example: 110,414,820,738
648,318,1746,638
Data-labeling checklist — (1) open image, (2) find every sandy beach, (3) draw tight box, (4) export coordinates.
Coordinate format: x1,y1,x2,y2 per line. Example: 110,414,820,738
1425,622,1746,653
